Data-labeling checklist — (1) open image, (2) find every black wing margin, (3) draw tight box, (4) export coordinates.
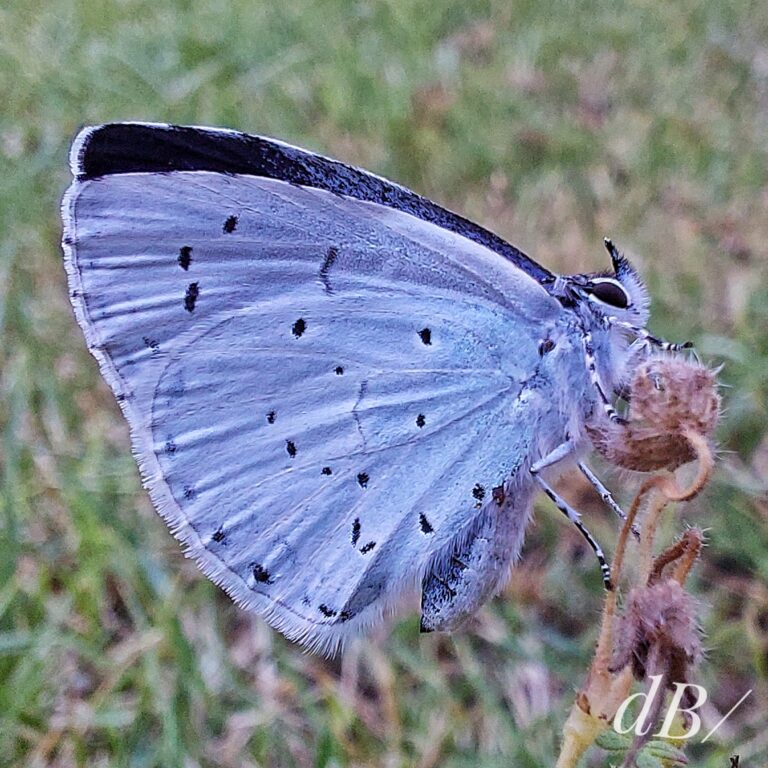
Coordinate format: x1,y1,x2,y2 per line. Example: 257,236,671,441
70,122,554,285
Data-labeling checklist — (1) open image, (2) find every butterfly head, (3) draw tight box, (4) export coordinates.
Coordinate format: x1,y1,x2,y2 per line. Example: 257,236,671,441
567,238,650,328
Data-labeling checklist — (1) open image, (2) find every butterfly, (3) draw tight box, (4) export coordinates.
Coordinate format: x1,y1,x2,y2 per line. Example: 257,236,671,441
61,122,685,654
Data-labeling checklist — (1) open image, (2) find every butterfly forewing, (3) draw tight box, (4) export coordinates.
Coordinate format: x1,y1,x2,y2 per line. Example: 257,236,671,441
64,130,568,651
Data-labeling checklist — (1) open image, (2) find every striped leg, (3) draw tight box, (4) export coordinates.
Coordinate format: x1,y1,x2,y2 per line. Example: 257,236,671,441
530,442,613,589
578,462,640,539
578,462,626,521
608,317,693,353
581,329,626,424
533,474,613,589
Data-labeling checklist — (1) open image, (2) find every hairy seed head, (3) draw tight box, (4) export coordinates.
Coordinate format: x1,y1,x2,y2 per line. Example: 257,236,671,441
587,358,720,471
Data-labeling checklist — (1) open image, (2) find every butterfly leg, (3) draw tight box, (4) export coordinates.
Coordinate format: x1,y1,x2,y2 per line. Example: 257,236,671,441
528,443,633,530
607,316,693,354
578,462,625,522
530,443,613,589
535,477,613,589
580,329,626,425
578,462,640,539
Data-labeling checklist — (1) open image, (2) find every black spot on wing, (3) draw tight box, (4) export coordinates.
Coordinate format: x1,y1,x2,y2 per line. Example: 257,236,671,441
142,336,159,351
184,282,199,312
292,318,306,338
319,245,338,294
416,413,426,428
223,214,238,233
418,327,432,345
321,466,332,475
472,483,485,501
419,513,434,534
212,528,226,543
318,603,337,618
357,472,369,488
286,440,297,458
538,337,555,356
335,366,344,375
359,541,376,554
178,245,192,270
164,438,177,455
251,563,274,584
266,410,276,424
351,518,361,546
183,485,197,501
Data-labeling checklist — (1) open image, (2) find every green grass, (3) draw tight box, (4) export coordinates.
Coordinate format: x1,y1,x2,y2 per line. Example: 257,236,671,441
2,0,768,765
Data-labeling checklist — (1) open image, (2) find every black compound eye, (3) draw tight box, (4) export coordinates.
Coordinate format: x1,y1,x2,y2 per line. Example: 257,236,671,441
589,279,630,309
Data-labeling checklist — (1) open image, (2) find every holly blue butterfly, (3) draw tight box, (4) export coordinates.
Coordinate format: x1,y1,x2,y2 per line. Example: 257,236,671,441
61,123,684,654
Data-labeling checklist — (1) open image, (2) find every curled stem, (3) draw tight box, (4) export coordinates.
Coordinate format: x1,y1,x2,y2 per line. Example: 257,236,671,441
555,430,714,768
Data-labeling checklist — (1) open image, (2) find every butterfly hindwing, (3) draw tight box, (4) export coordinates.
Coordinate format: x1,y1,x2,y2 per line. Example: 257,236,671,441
64,127,569,651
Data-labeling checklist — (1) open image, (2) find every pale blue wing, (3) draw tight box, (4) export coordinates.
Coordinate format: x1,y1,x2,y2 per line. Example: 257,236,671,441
63,167,565,652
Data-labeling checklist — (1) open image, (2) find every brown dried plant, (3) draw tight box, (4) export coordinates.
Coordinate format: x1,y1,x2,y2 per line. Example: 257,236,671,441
556,357,721,768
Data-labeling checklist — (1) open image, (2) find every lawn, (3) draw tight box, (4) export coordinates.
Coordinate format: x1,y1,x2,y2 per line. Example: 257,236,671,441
1,0,767,765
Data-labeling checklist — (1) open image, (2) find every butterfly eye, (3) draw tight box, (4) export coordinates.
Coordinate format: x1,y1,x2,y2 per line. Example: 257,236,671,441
588,279,630,309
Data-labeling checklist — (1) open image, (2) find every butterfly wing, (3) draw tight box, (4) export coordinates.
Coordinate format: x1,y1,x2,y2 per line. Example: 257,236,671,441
63,125,565,652
71,122,554,285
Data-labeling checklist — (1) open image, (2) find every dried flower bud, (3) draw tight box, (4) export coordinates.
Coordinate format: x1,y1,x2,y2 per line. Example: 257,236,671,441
611,579,703,684
610,579,703,768
587,358,720,471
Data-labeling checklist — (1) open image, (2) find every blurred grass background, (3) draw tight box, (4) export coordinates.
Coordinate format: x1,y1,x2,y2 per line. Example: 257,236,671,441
1,0,767,765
